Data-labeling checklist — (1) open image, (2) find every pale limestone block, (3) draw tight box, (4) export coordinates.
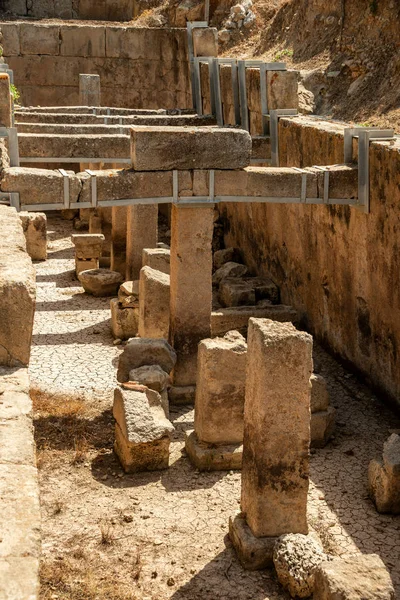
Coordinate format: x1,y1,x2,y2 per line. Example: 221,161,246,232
117,338,177,383
139,266,170,340
110,298,138,340
19,212,47,261
78,268,123,297
126,204,158,281
368,434,400,514
142,247,170,275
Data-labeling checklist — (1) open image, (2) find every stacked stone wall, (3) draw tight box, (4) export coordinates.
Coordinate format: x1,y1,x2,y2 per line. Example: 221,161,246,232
0,0,134,21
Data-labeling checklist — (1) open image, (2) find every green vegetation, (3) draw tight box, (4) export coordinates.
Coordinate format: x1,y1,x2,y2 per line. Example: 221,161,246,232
274,48,294,61
10,84,20,104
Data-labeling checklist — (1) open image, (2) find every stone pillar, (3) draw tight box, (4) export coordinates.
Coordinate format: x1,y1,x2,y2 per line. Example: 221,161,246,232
0,73,12,128
79,74,100,106
110,206,127,277
139,266,170,339
126,204,158,281
229,318,313,570
169,204,214,390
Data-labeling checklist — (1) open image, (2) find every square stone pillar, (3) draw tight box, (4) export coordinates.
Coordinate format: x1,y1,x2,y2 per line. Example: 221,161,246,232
169,204,214,388
126,204,158,281
79,74,100,106
230,318,313,569
111,206,127,277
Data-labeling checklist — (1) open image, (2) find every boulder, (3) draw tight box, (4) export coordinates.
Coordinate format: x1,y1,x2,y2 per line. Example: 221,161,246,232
213,247,243,270
273,533,326,598
212,262,248,285
128,365,170,393
117,338,177,383
78,268,123,297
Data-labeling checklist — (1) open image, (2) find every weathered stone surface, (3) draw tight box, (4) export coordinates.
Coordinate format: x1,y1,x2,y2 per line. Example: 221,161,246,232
241,319,312,538
110,298,138,340
168,385,196,406
311,407,336,449
79,74,101,106
20,23,60,55
0,557,40,600
0,74,12,129
211,305,298,336
19,133,129,161
78,268,123,297
368,434,400,514
118,279,139,308
273,533,326,598
139,266,170,340
19,211,47,261
212,261,248,285
192,27,218,57
75,258,98,275
126,204,158,281
131,126,252,171
213,247,243,270
311,373,330,413
0,206,36,367
117,338,177,383
195,331,247,445
128,365,170,393
1,167,81,207
185,430,242,471
113,386,174,472
229,512,277,570
219,276,279,307
142,247,170,275
71,233,104,259
170,205,214,386
0,416,35,466
110,205,127,277
313,555,395,600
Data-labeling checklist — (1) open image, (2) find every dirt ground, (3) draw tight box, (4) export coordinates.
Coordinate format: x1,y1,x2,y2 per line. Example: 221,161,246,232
31,216,400,599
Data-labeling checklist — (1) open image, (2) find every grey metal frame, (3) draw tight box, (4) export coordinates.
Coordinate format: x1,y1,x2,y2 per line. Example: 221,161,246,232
0,126,20,167
187,22,209,112
264,109,298,166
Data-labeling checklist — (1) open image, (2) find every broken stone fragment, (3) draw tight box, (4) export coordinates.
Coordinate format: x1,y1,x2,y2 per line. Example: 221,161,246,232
368,434,400,514
71,233,104,259
273,533,327,598
142,247,170,275
219,276,280,307
19,212,47,261
128,365,170,393
212,261,248,285
311,406,336,449
110,298,139,341
118,280,139,308
113,386,174,473
117,338,177,383
78,268,123,297
313,554,395,600
310,374,330,412
213,247,243,270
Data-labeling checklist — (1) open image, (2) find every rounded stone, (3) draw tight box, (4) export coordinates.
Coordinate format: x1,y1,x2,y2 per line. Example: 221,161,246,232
78,269,124,297
273,533,327,598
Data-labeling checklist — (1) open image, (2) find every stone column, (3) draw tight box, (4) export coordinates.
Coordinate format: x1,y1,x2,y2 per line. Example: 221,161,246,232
0,73,12,128
125,204,158,281
79,74,100,106
111,206,128,277
169,204,214,393
229,318,313,570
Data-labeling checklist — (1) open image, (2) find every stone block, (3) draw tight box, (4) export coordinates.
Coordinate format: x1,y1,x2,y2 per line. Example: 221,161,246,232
241,319,312,538
0,74,12,129
20,24,60,56
131,126,252,171
128,365,170,393
1,23,21,56
139,266,170,340
252,136,271,161
310,373,330,413
76,258,98,275
18,212,47,261
142,247,170,275
0,206,36,367
368,434,400,514
60,26,106,58
311,406,336,448
212,261,248,285
219,276,279,307
229,512,276,570
113,386,174,472
0,557,40,600
185,430,242,471
118,280,139,308
313,555,395,600
267,70,299,111
126,204,158,281
213,247,243,270
117,338,177,383
211,305,299,337
1,167,81,208
0,416,35,466
168,385,196,405
110,298,139,340
78,268,123,297
195,331,247,445
193,27,218,57
71,233,104,260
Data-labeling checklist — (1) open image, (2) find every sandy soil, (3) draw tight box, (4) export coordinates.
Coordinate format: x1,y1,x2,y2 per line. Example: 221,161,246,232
31,216,400,599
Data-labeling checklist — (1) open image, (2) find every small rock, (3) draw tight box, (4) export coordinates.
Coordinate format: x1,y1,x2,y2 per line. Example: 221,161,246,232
123,513,133,522
113,338,122,346
212,261,248,285
219,29,231,43
167,577,175,586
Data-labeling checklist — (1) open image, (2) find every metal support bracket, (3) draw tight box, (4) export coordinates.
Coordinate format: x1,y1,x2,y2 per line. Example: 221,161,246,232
85,169,98,208
292,167,308,203
344,127,394,213
266,109,298,166
0,126,20,167
187,22,209,111
172,169,215,207
59,169,70,209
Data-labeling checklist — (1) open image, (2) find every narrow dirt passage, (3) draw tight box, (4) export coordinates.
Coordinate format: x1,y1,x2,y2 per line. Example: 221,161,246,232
30,216,400,599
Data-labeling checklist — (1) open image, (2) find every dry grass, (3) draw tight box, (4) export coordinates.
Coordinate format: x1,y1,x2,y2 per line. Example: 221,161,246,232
72,436,90,465
100,521,115,546
31,387,86,418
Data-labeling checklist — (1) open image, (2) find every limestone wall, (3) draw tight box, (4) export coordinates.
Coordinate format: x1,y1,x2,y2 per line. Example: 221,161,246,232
0,0,134,20
220,116,400,407
0,23,192,108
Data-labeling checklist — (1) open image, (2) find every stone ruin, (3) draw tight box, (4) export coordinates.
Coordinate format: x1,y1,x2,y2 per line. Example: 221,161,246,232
0,10,398,600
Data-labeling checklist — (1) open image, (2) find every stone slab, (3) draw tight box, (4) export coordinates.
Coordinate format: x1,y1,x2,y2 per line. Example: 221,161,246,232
185,430,242,471
228,512,276,570
211,305,298,337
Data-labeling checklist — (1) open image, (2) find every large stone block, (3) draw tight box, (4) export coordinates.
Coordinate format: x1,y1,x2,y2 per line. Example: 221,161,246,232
193,27,218,57
126,204,158,281
211,305,298,337
310,373,330,413
117,338,177,383
71,233,104,260
20,24,60,56
311,406,336,449
313,555,395,600
1,167,81,207
139,266,170,340
368,434,400,514
60,26,106,58
79,73,101,106
1,23,21,56
195,331,247,445
0,206,36,367
113,385,174,472
218,276,279,307
142,247,170,275
78,268,123,297
19,212,47,261
241,319,312,538
131,126,252,171
110,298,139,341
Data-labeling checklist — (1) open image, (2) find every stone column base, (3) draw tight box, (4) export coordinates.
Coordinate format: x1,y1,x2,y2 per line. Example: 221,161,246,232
228,512,277,570
185,430,242,471
168,385,196,405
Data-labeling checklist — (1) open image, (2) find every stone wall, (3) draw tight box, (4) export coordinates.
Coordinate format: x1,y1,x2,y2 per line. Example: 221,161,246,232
220,116,400,407
1,23,192,108
0,0,134,20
